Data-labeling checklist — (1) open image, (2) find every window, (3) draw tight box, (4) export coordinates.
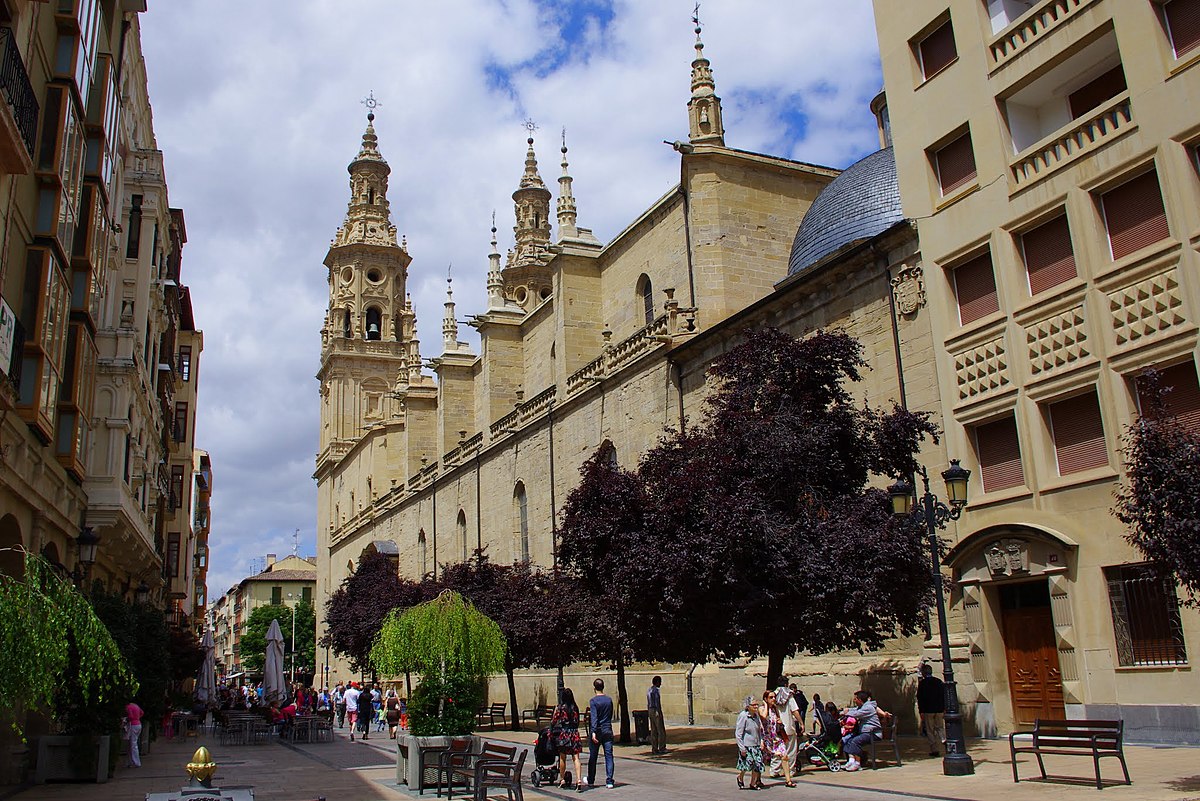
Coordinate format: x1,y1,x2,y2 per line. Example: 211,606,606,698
1136,362,1200,433
514,483,529,561
1066,65,1126,120
973,414,1024,492
365,307,381,340
178,345,191,381
18,247,71,439
342,308,352,339
167,532,180,579
271,586,282,605
126,194,142,258
1048,391,1108,475
934,131,976,196
917,19,956,80
1163,0,1200,58
457,509,468,562
952,252,998,325
418,530,427,576
170,464,185,510
302,586,312,604
637,274,654,326
1104,563,1187,666
1101,170,1169,260
1021,214,1076,295
174,401,188,442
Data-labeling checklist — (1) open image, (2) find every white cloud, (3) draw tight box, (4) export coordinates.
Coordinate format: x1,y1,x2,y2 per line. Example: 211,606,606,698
138,0,881,599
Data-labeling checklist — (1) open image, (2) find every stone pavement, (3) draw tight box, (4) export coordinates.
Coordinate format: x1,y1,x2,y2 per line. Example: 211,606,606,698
4,724,1198,801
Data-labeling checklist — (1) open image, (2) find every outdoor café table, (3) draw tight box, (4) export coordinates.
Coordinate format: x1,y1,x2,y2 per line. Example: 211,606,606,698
290,716,317,743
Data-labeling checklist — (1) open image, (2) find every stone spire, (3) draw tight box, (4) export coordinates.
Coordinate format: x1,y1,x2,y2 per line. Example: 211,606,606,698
407,294,423,383
486,213,505,309
556,128,578,240
332,107,400,248
442,266,459,349
687,8,725,146
511,123,553,267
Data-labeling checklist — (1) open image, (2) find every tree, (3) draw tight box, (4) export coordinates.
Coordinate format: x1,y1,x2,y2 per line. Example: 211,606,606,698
239,601,316,676
1114,370,1200,604
90,589,171,727
321,551,428,676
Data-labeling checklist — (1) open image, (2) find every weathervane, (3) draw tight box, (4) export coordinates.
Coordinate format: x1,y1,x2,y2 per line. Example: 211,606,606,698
361,91,381,120
524,118,538,138
693,2,703,40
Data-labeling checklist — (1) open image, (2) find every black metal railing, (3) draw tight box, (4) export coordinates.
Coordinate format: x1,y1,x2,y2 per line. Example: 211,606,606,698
0,26,39,160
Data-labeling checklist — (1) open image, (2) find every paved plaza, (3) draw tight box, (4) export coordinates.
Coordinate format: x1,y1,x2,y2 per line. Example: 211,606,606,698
4,724,1199,801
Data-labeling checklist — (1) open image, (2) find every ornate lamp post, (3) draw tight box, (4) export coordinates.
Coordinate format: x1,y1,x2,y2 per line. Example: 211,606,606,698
135,581,151,605
888,460,974,776
287,591,297,683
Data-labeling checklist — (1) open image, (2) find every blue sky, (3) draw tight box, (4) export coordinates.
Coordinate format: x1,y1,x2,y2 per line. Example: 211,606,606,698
138,0,883,598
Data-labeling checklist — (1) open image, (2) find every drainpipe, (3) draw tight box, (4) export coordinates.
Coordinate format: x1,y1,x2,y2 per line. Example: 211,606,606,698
666,355,686,432
431,469,438,580
881,250,909,412
548,403,557,564
475,449,482,555
678,185,698,308
686,663,698,725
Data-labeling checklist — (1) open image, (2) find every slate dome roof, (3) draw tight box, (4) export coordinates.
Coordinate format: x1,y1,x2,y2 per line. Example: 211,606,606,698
787,147,902,276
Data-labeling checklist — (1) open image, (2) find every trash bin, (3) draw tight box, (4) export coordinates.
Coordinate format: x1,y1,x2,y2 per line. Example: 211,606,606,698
632,710,650,745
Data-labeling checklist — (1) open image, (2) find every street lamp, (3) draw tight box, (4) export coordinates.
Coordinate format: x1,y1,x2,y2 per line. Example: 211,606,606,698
135,581,151,605
287,591,296,683
72,526,100,587
888,459,974,776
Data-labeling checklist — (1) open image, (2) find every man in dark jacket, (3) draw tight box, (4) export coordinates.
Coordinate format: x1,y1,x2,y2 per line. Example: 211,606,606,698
916,663,946,756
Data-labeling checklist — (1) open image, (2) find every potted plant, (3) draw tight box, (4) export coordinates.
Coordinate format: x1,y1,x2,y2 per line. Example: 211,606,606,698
371,590,505,789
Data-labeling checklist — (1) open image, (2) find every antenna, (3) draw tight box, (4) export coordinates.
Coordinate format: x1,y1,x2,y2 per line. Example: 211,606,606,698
292,528,300,559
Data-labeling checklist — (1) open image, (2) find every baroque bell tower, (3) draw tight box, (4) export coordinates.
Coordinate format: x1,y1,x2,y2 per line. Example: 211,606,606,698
317,102,414,466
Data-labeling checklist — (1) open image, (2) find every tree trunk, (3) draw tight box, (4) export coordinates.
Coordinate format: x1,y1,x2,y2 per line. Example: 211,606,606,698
405,671,412,698
766,645,785,693
506,654,520,732
616,651,631,744
557,665,565,701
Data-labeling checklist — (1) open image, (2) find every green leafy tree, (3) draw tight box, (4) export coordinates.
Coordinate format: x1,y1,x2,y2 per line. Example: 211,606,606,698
239,601,316,675
321,551,428,674
90,589,171,726
1114,370,1200,604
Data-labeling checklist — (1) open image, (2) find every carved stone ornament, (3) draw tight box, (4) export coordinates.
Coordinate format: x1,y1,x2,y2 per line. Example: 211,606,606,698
890,264,925,316
985,538,1030,577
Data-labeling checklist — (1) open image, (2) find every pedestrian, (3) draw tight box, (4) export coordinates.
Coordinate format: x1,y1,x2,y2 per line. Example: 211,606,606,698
772,676,801,778
647,675,666,754
790,683,808,730
758,689,795,786
550,687,583,790
370,682,383,734
840,690,882,772
333,682,346,728
385,689,401,739
585,678,615,790
916,663,946,757
123,698,144,768
735,695,763,791
358,682,373,740
808,693,823,735
344,681,361,741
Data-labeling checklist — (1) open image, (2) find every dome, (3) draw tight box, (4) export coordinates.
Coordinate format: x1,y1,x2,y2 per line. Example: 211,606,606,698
787,147,902,276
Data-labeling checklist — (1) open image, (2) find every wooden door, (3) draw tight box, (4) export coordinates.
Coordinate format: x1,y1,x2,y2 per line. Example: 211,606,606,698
1000,581,1065,726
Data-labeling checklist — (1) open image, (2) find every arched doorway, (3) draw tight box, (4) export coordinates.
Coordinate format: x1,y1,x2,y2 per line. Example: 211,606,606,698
0,515,24,579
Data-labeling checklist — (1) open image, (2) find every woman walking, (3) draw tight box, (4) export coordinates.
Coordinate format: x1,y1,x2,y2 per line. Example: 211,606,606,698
550,688,584,790
735,696,764,790
759,690,795,786
385,689,402,739
124,699,144,768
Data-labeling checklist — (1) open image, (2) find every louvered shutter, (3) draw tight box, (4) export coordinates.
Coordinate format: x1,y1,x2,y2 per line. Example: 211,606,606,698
1102,171,1169,260
954,253,999,325
1166,0,1200,58
1049,391,1108,475
1067,65,1127,119
937,133,977,195
920,21,957,79
1137,362,1200,434
1023,214,1076,295
975,416,1024,492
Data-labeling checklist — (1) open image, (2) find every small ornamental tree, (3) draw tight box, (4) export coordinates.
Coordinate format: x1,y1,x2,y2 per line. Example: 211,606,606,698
239,601,316,675
370,590,505,736
1114,370,1200,604
0,551,138,739
321,551,427,675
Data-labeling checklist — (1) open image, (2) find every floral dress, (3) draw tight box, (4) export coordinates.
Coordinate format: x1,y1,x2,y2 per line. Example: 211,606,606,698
760,706,788,759
551,704,582,755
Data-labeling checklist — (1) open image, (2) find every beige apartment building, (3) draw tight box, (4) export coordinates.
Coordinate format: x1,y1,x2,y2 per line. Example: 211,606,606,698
315,29,961,723
874,0,1200,741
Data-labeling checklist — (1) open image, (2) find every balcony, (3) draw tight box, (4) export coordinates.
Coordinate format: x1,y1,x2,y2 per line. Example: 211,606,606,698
1010,93,1133,189
0,25,37,174
988,0,1098,71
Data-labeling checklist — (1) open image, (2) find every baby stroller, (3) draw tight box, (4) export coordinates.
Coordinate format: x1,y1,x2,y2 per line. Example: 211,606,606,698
529,726,561,788
798,707,843,772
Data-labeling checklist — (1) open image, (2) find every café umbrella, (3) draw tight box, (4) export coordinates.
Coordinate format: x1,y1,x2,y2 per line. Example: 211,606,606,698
264,619,287,705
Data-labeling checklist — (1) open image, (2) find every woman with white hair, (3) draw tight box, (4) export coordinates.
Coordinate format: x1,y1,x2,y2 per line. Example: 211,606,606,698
735,695,764,790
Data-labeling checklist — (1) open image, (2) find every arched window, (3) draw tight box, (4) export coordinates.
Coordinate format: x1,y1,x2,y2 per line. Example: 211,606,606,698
368,187,375,204
514,483,529,562
637,274,654,325
418,529,428,577
342,307,352,338
598,439,618,468
457,510,468,562
365,307,382,340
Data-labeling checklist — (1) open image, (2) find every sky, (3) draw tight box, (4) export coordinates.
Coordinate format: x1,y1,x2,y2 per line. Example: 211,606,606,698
137,0,885,600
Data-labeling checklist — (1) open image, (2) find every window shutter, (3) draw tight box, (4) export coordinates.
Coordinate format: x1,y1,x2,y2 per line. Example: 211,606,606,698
1023,214,1076,295
1067,65,1127,119
1049,391,1108,475
975,415,1024,492
1166,0,1200,58
954,253,999,324
920,21,957,79
1102,171,1169,260
1137,362,1200,434
936,133,977,195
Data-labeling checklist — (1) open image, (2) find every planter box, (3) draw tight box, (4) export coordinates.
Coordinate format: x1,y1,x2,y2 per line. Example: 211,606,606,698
34,735,110,784
397,734,480,790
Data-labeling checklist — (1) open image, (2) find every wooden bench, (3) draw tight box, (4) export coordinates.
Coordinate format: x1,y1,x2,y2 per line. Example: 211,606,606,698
864,711,903,769
440,742,521,800
475,702,507,728
520,704,555,728
1010,719,1131,789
